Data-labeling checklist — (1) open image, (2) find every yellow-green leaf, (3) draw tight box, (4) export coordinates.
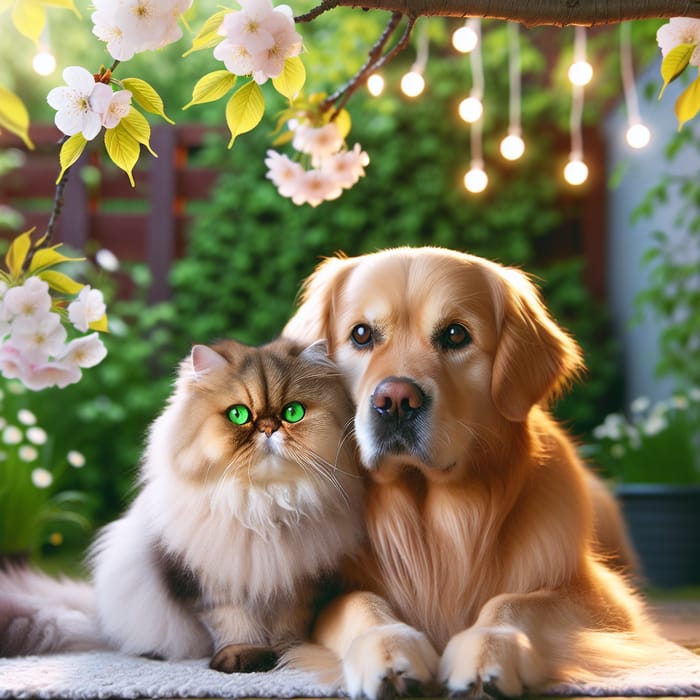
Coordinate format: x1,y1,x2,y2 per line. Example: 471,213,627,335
225,81,265,148
104,122,140,187
56,133,87,184
0,86,34,149
659,43,695,98
12,0,46,44
28,245,84,275
184,70,236,109
5,230,33,279
38,270,84,295
675,73,700,128
89,313,109,332
272,56,306,101
121,78,174,124
183,9,227,57
118,107,157,157
333,108,351,139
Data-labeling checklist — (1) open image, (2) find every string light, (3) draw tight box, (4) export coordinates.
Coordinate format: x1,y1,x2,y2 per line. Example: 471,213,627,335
565,28,588,186
400,20,429,98
462,19,488,194
568,27,593,86
464,161,488,193
367,73,385,97
32,26,56,76
459,96,483,123
500,22,525,161
452,19,479,54
619,22,651,149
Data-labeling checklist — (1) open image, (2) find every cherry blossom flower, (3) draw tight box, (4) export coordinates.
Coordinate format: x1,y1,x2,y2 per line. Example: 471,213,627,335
292,123,344,167
92,0,193,61
265,150,305,198
68,286,106,333
293,169,343,207
22,361,82,391
215,0,302,84
59,333,108,369
91,86,132,129
47,66,104,141
3,276,52,321
11,314,67,361
321,144,370,189
657,18,700,65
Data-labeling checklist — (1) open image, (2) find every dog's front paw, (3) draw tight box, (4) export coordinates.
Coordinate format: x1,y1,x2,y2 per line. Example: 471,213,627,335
210,643,278,673
343,623,439,700
439,625,547,698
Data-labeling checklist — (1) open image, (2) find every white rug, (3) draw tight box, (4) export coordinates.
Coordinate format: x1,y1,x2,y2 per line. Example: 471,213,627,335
0,645,699,698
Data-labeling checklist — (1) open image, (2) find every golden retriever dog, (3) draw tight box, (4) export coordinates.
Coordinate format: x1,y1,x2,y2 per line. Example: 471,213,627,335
282,247,657,699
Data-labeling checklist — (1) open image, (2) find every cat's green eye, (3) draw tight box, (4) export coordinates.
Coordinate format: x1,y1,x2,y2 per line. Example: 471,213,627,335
227,404,251,425
282,401,305,423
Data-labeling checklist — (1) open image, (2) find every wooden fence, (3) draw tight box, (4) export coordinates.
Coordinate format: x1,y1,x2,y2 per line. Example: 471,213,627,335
0,124,221,302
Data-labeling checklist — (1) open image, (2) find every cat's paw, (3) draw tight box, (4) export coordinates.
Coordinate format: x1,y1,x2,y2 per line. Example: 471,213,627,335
210,644,279,673
343,623,439,699
439,625,547,697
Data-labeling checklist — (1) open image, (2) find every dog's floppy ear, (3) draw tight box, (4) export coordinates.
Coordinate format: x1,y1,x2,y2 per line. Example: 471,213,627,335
490,267,584,422
283,255,353,345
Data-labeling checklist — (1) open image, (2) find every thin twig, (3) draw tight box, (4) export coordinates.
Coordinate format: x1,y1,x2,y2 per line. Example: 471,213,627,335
294,0,341,23
321,12,416,117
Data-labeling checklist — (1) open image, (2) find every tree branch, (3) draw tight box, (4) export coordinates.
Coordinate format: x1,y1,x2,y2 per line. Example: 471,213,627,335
298,0,700,26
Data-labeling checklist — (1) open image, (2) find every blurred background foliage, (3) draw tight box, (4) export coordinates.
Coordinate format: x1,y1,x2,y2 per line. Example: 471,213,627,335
0,3,667,550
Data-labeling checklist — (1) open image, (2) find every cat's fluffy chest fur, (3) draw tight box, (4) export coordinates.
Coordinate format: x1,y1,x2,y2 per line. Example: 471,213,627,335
90,338,364,669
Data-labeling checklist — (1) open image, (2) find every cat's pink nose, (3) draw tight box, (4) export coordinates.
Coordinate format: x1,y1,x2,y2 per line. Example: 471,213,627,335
256,417,280,437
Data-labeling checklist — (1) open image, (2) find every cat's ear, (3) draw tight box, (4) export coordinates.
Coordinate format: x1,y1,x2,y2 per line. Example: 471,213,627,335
190,344,228,380
299,340,334,367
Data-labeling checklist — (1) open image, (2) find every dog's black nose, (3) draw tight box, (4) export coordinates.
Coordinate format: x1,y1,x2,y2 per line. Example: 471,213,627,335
371,377,425,420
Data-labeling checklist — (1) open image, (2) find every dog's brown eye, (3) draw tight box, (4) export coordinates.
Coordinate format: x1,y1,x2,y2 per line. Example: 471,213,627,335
437,323,472,350
350,323,373,348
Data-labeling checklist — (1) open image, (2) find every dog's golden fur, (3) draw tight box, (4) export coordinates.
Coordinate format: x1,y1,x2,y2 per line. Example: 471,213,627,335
283,247,657,698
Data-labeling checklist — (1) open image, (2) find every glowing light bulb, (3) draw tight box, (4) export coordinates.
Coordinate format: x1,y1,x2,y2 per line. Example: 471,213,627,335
626,123,651,149
367,73,384,97
500,133,525,161
464,166,488,193
452,25,478,53
401,71,425,98
458,96,482,123
564,158,588,186
568,60,593,86
32,50,56,76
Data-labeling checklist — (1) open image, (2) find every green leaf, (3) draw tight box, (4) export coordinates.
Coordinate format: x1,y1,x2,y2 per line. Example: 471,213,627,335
5,230,33,279
0,86,34,149
121,78,174,124
56,133,87,184
183,9,227,57
38,270,84,295
225,81,265,149
659,43,695,98
27,245,84,275
118,107,157,157
104,122,141,187
184,70,237,109
272,56,306,101
675,73,700,128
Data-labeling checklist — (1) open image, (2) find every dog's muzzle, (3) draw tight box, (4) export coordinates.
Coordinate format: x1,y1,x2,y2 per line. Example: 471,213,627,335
369,376,431,461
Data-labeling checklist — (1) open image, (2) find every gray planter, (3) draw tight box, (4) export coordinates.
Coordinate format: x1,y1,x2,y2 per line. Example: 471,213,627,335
616,484,700,589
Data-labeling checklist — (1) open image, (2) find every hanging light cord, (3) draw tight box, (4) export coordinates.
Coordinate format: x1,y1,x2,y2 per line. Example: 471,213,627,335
470,19,484,166
620,22,641,125
508,21,521,136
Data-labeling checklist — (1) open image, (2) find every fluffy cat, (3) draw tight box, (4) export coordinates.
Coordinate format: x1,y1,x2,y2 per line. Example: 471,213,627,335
0,337,365,672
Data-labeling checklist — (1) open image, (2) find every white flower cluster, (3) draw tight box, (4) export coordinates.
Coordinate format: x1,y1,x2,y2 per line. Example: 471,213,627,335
92,0,193,62
214,0,302,84
657,17,700,66
265,121,369,207
0,277,107,391
47,67,132,141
